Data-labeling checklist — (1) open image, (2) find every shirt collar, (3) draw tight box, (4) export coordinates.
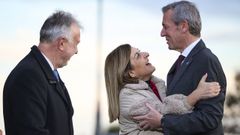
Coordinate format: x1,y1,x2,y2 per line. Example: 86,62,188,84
41,52,55,71
182,38,201,57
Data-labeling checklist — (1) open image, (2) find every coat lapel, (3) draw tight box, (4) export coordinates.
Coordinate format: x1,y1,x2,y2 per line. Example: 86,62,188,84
55,82,69,105
168,57,193,91
167,59,178,87
167,40,206,93
56,80,74,115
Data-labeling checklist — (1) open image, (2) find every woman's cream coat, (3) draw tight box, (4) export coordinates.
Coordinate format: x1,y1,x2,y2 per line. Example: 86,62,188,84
119,76,193,135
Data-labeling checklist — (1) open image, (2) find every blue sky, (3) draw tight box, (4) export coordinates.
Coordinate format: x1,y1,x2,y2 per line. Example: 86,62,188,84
0,0,240,134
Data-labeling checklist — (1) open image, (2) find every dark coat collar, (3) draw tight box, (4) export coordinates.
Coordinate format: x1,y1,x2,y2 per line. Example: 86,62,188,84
30,45,57,84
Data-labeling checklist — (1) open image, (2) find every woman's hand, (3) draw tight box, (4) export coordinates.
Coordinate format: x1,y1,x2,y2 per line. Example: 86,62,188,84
187,73,220,106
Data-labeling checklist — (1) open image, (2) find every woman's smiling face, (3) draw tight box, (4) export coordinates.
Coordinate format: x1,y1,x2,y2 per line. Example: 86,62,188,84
129,47,155,81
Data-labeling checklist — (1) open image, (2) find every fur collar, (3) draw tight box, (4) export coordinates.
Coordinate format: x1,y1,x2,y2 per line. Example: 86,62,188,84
124,75,163,90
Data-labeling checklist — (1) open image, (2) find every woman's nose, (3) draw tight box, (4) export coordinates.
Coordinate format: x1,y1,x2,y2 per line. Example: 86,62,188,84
143,52,149,58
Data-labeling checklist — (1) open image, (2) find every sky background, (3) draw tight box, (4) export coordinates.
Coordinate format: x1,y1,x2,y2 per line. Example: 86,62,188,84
0,0,240,134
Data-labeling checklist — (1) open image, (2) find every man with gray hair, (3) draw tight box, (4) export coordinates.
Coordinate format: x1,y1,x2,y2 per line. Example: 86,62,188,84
3,10,82,135
133,1,226,135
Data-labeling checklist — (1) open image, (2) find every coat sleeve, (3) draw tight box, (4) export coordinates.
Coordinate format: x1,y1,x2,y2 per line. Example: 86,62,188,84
155,79,193,115
129,94,193,116
160,94,193,114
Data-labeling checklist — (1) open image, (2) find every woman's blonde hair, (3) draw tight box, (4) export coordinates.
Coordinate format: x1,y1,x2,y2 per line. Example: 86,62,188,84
104,44,138,122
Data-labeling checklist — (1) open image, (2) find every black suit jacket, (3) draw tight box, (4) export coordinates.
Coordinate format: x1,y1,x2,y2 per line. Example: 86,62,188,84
3,46,74,135
163,40,227,135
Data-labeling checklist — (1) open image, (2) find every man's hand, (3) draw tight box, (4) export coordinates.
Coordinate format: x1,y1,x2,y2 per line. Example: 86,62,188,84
133,103,163,130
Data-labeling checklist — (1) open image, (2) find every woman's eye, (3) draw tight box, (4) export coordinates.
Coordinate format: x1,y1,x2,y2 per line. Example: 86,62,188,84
136,53,140,58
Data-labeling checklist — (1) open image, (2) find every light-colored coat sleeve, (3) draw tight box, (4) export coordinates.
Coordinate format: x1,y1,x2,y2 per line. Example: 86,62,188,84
129,77,193,116
129,94,193,116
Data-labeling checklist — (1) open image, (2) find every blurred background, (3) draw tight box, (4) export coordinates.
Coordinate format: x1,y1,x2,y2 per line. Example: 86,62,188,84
0,0,240,134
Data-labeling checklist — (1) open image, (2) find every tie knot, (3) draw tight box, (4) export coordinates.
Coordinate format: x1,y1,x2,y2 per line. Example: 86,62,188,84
176,55,185,70
177,55,185,62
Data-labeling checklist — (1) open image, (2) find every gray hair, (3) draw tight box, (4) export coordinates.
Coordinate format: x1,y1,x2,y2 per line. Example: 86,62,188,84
40,10,81,43
162,1,201,37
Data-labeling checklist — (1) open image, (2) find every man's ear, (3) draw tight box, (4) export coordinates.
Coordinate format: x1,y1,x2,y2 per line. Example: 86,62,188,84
56,37,66,51
180,20,189,33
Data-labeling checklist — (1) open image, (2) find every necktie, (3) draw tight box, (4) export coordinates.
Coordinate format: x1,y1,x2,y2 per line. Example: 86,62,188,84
149,80,162,101
53,69,59,81
175,55,185,71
